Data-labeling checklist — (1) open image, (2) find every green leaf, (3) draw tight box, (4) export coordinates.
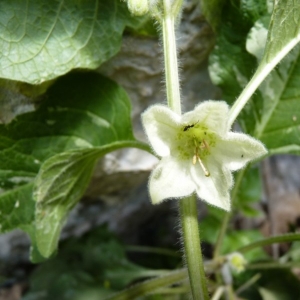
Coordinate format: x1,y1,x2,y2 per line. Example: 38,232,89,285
238,268,300,300
0,71,134,189
34,141,146,258
0,0,136,84
244,21,300,154
256,46,300,154
0,72,144,258
209,0,300,155
209,0,267,134
257,269,300,300
31,73,150,258
263,0,300,63
24,227,149,300
238,0,300,154
0,183,35,232
235,166,263,217
286,241,300,262
34,149,98,258
200,206,224,244
222,230,267,262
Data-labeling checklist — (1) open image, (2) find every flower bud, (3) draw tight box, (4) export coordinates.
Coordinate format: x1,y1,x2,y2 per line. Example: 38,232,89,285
227,252,247,273
127,0,149,16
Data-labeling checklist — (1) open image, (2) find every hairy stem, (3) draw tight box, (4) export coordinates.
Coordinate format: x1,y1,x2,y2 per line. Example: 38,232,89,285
162,0,181,114
161,0,208,298
180,195,209,300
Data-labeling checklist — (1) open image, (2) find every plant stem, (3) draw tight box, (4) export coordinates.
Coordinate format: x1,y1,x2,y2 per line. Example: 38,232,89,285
237,232,300,254
179,195,209,300
236,273,261,295
162,0,181,114
161,0,209,298
211,287,225,300
247,262,300,269
104,269,188,300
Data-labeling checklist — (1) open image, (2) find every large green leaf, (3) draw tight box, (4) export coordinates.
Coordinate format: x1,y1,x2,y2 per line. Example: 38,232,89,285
0,72,142,257
34,149,99,258
0,72,134,189
263,0,300,63
0,0,138,84
34,141,146,258
256,46,300,154
209,0,300,155
246,0,300,154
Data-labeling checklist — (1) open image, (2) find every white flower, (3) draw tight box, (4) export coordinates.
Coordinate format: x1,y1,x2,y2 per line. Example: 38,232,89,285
142,101,267,211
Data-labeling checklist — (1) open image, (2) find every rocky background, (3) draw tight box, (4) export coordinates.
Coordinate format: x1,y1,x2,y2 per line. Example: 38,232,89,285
0,1,300,299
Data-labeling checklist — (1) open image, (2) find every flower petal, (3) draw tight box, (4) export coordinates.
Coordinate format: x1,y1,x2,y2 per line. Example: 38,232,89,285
149,157,195,204
212,132,267,171
142,105,181,157
182,101,229,135
191,158,233,211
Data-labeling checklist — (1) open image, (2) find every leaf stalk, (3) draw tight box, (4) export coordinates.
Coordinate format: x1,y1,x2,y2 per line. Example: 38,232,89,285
228,32,300,127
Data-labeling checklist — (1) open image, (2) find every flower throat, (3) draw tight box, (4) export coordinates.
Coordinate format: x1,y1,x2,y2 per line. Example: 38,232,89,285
177,122,217,177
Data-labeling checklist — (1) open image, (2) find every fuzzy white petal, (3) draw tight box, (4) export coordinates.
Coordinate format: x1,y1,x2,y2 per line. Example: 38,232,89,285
191,158,233,211
149,157,195,204
142,105,181,157
212,132,267,171
182,101,229,135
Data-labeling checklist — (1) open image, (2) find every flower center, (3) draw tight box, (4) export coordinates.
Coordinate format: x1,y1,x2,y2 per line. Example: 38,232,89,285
175,122,217,177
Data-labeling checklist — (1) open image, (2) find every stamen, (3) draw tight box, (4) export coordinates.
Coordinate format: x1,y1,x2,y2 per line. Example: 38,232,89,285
193,146,210,176
192,155,197,165
197,157,210,177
